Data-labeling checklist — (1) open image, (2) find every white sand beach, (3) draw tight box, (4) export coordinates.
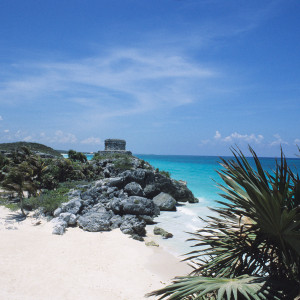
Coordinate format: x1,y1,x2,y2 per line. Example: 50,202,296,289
0,206,191,300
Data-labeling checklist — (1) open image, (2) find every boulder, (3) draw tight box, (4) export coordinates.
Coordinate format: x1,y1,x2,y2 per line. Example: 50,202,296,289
124,182,144,196
105,177,124,188
77,211,112,232
121,169,147,185
58,212,78,225
51,218,67,235
122,196,160,216
153,226,173,239
60,197,82,215
110,215,123,229
145,241,159,247
143,184,160,198
153,192,177,211
53,207,62,217
110,197,122,214
170,179,198,203
120,215,146,237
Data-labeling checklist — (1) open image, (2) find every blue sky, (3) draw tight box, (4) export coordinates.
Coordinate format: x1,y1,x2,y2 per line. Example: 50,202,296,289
0,0,299,157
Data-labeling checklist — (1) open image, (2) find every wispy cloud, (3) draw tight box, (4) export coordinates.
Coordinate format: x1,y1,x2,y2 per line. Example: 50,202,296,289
0,115,3,121
81,137,101,145
212,130,264,144
294,138,300,145
222,132,264,144
0,48,217,123
214,130,221,139
270,134,288,146
2,129,78,145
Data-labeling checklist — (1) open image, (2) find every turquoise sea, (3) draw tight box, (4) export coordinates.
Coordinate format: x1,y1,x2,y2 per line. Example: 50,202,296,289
85,153,300,255
136,154,300,256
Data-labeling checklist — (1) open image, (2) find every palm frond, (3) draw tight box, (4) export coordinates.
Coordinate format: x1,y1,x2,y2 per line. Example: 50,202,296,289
146,275,282,300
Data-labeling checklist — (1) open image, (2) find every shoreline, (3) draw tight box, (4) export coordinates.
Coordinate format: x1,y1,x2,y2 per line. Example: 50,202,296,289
0,206,192,300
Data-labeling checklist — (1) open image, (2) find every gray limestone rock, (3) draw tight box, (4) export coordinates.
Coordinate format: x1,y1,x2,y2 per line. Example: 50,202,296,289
153,192,177,211
124,182,144,196
105,177,124,188
143,184,159,198
77,211,112,232
52,218,67,235
120,215,146,237
57,212,78,225
110,215,123,229
53,207,62,217
121,196,160,216
153,226,173,239
60,197,82,215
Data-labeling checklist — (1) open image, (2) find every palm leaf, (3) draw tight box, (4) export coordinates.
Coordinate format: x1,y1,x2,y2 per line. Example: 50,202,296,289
146,275,280,300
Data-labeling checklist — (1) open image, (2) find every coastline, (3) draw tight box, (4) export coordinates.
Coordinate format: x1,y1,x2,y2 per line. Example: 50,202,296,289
0,206,191,300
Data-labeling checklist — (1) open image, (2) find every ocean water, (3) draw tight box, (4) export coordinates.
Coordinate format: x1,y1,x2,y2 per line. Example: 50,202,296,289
73,153,300,256
135,154,300,256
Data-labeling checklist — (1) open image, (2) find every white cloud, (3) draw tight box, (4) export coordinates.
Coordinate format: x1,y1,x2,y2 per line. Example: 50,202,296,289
51,130,77,144
3,129,9,133
0,116,3,121
294,138,300,145
270,134,288,146
221,132,264,144
0,48,218,124
214,130,221,139
81,137,101,145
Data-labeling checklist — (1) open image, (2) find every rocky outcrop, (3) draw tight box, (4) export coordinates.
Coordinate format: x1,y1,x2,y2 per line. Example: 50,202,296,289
52,155,198,239
153,192,177,211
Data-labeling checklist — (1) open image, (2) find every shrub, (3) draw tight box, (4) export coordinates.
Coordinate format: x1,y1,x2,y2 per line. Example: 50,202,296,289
113,156,133,170
0,197,19,211
24,185,69,215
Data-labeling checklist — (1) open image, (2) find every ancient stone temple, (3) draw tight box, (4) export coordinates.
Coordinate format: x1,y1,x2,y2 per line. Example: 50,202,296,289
98,139,132,155
105,139,126,151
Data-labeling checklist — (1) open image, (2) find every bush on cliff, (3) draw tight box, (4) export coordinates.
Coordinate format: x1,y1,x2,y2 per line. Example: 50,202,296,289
148,147,300,300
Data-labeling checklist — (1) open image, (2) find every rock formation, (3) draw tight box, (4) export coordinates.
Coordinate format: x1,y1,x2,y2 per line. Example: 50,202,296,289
52,153,198,240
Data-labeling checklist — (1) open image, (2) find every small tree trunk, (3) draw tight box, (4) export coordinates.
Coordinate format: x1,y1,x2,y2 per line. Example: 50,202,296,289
19,193,26,217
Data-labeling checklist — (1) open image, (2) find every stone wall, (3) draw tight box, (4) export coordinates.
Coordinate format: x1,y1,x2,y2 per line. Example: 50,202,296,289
105,139,126,151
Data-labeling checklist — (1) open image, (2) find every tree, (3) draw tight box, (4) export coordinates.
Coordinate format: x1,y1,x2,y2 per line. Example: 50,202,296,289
68,150,87,163
1,167,37,216
147,147,300,299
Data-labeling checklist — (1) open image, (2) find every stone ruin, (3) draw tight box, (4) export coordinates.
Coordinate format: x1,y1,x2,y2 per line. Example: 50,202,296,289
98,139,132,156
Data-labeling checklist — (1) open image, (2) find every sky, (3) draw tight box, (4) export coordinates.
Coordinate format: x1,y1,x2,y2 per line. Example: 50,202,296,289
0,0,299,157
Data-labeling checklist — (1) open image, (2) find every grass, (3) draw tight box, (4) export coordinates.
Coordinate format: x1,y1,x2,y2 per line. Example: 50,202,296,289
24,188,68,215
0,197,19,211
156,168,171,178
113,156,133,170
93,152,132,161
24,180,90,215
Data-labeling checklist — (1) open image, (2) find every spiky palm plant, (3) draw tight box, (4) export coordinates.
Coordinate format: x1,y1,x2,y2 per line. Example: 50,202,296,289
147,147,300,299
1,167,37,216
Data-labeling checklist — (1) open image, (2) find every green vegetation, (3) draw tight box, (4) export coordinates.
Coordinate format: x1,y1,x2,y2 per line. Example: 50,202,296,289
0,146,102,216
68,149,87,163
24,181,89,214
93,152,132,161
24,185,68,215
148,147,300,300
113,155,133,170
156,168,171,178
0,142,62,157
0,197,19,211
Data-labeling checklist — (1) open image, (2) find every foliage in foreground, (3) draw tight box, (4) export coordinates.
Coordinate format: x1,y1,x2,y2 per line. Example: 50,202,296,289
0,146,101,216
147,147,300,299
23,181,89,214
